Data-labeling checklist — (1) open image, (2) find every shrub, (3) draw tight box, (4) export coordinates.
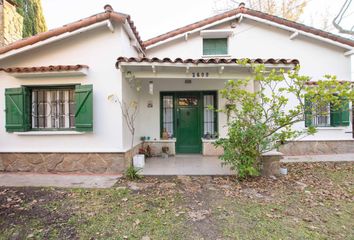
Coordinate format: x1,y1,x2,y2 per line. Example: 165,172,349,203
125,165,142,181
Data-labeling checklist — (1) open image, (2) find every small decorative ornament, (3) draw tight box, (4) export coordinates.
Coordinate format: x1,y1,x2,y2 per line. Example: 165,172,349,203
162,128,169,140
149,81,154,95
147,100,153,108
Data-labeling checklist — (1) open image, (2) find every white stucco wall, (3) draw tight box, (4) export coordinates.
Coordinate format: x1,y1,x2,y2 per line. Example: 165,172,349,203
0,23,138,152
146,18,353,140
120,27,142,150
136,75,254,140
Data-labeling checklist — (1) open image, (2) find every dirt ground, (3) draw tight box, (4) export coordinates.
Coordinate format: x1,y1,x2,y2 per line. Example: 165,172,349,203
0,162,353,240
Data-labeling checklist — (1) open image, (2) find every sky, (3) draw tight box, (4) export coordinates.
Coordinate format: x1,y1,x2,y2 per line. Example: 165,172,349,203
41,0,354,40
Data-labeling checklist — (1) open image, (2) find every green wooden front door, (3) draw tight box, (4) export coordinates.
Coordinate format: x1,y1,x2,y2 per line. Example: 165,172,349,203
176,95,201,153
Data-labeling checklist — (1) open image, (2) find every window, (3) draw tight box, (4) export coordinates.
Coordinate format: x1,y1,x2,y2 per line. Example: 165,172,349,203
178,97,198,106
31,88,75,129
160,92,218,139
203,38,228,55
203,94,216,135
305,97,350,127
312,102,331,127
162,95,174,137
5,85,93,132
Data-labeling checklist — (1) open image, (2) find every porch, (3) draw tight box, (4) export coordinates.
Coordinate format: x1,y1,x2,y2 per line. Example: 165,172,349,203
118,57,297,157
140,154,234,176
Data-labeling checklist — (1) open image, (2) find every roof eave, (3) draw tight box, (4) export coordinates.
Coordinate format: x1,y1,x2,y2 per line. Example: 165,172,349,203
0,20,111,61
144,10,354,51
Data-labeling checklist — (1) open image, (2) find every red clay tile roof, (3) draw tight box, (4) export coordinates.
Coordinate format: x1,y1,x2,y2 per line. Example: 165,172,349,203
143,6,354,48
0,64,89,73
305,80,351,85
116,57,299,68
0,5,144,55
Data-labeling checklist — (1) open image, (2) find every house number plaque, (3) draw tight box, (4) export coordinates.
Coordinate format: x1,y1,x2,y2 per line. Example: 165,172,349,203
192,72,209,78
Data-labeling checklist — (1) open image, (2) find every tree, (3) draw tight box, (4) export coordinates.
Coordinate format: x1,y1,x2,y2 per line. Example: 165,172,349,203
214,61,354,179
118,99,138,151
13,0,47,38
213,0,308,21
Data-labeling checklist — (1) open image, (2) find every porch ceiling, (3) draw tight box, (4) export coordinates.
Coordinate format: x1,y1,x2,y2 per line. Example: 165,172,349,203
116,57,299,80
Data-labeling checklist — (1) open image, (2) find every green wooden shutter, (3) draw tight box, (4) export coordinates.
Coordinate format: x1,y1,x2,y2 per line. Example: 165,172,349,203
340,97,350,126
75,84,93,132
330,102,341,127
203,38,227,55
5,87,30,132
304,96,312,127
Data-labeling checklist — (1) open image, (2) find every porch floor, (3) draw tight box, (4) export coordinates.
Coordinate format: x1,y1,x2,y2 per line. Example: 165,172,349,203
141,154,234,176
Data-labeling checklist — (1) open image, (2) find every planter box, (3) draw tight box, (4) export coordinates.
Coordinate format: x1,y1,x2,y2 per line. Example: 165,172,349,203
133,154,145,168
202,138,223,156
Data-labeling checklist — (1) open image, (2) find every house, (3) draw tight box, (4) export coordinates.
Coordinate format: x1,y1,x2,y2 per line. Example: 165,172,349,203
0,3,353,174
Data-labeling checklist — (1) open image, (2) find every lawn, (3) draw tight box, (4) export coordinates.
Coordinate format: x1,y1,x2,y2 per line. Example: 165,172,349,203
0,162,353,240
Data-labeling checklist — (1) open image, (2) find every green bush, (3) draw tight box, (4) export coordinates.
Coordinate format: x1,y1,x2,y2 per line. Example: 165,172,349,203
214,61,354,179
125,165,142,181
215,121,266,179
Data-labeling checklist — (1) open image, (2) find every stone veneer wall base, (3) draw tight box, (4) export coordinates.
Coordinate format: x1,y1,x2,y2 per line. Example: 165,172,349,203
279,140,354,156
0,144,143,174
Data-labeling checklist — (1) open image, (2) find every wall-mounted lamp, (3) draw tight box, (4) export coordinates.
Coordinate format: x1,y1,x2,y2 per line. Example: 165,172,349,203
126,71,134,82
149,81,154,95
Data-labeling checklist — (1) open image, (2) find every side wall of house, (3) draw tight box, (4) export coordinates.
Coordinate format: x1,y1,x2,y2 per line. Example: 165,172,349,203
0,23,144,172
0,25,125,153
146,18,353,141
120,26,142,151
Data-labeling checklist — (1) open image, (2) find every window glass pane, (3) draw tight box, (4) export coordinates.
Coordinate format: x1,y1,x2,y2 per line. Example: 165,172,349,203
313,101,330,127
178,97,198,106
162,95,174,137
203,95,215,135
31,88,75,129
203,38,228,55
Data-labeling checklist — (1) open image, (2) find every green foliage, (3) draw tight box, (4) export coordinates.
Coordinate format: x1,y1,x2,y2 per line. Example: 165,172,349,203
125,165,142,181
215,62,354,179
216,121,266,178
13,0,47,38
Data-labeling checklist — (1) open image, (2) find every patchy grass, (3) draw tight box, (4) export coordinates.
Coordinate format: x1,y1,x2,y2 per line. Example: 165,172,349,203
0,162,353,239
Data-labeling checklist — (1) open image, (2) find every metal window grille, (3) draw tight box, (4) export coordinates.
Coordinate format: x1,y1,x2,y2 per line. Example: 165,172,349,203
313,102,330,127
162,95,174,136
31,89,75,129
203,95,215,134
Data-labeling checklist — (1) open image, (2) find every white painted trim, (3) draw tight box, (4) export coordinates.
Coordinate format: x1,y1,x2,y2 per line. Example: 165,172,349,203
200,29,233,38
243,15,353,50
201,138,217,143
146,14,243,49
119,61,295,69
344,49,354,56
144,138,176,143
14,131,85,136
146,13,353,50
107,20,114,33
0,21,112,61
303,127,348,130
202,54,231,58
0,149,127,153
290,31,299,40
238,14,244,23
219,66,225,74
122,21,145,55
9,68,89,78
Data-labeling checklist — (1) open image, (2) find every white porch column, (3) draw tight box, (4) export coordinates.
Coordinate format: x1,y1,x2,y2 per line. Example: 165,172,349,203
351,53,354,82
